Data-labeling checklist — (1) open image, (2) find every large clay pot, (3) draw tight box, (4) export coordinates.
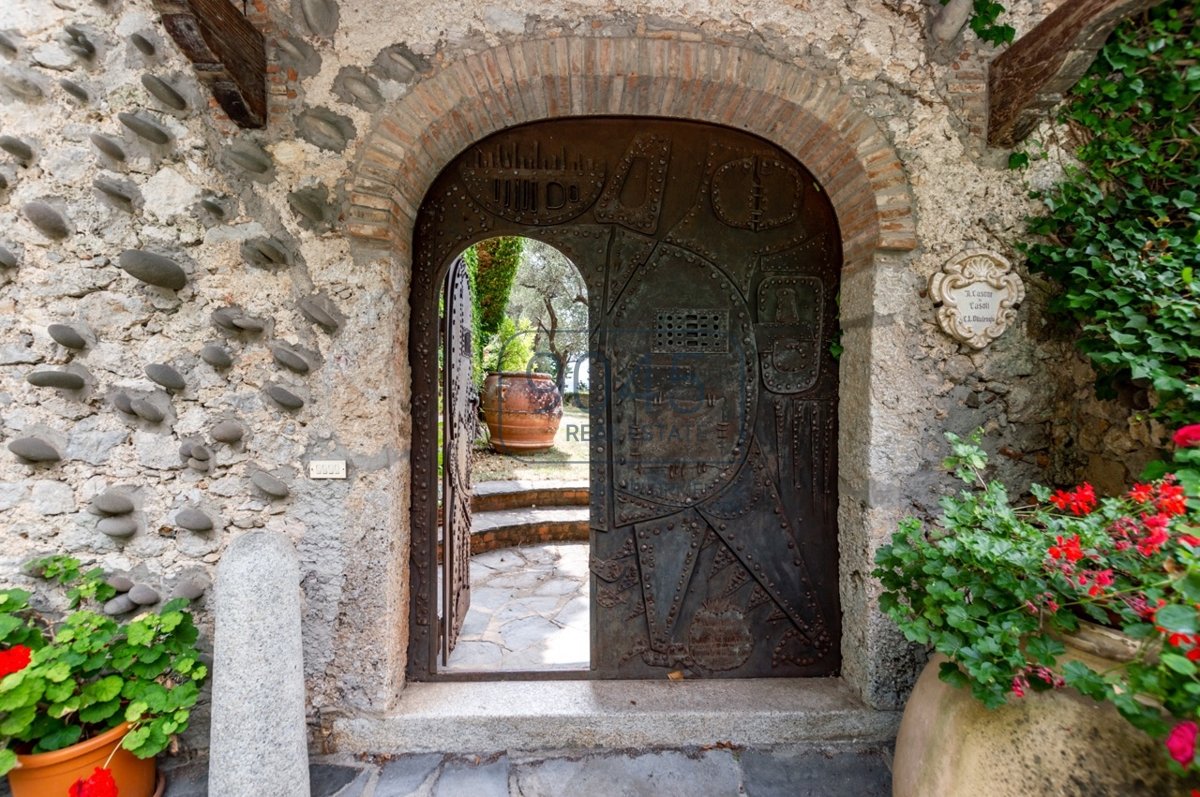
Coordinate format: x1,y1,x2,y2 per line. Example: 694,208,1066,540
481,371,563,454
7,722,160,797
893,624,1193,797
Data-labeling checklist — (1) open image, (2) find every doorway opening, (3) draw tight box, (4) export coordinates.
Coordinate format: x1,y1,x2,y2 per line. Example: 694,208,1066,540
437,237,592,674
410,116,843,683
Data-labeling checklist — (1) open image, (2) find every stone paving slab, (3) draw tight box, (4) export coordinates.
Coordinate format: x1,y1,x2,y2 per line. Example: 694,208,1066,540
150,744,891,796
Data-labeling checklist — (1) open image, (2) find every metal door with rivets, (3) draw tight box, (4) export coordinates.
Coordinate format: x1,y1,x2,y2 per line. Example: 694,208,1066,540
409,118,841,679
440,256,475,661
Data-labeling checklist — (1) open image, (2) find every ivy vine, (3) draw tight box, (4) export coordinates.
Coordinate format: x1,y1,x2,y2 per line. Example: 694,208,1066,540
940,0,1016,46
1020,0,1199,427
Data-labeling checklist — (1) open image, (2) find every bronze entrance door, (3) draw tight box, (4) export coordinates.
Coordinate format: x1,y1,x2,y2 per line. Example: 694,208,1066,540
409,117,841,680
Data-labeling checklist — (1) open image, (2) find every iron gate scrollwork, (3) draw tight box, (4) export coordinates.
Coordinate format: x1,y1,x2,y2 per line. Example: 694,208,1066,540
410,118,842,680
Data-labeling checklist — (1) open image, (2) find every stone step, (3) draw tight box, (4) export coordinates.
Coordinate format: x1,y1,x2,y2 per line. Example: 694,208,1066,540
159,743,894,796
333,678,900,754
470,479,589,513
451,507,590,555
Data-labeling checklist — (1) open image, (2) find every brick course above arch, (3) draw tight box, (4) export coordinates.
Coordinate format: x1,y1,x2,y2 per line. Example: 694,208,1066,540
347,36,917,270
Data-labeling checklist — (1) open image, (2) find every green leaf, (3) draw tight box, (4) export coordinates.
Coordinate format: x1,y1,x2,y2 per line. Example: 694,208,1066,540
1008,152,1030,170
0,748,17,777
0,705,36,735
1160,652,1197,676
1154,604,1198,635
82,674,123,704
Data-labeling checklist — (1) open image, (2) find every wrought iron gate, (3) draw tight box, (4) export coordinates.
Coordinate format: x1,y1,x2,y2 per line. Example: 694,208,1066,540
410,118,842,679
440,257,475,660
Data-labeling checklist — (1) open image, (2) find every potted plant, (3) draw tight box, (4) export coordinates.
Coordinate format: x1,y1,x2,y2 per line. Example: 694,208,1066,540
480,316,563,454
0,555,208,797
875,429,1200,796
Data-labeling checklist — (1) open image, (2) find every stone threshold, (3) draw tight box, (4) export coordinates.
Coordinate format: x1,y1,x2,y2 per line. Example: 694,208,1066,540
331,677,901,755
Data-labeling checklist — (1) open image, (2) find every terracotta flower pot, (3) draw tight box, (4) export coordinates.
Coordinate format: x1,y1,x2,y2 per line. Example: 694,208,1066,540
481,371,563,454
892,624,1191,797
7,722,160,797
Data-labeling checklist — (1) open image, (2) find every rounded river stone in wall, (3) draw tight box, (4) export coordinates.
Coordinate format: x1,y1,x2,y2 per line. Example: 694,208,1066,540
189,444,211,461
274,36,320,77
111,391,133,413
250,470,289,499
0,32,17,57
59,78,89,103
241,237,292,270
140,74,187,111
211,420,244,444
93,176,138,212
0,135,33,165
93,488,134,515
48,323,87,349
287,185,336,232
200,344,232,369
298,0,339,38
225,141,272,177
98,516,138,538
128,584,159,605
187,457,210,472
271,345,309,374
90,133,126,162
0,246,16,269
333,67,382,111
176,507,213,532
23,201,69,240
129,398,164,423
372,43,428,83
1,70,45,101
266,385,304,410
171,575,209,601
297,294,341,332
106,574,133,592
118,112,170,145
8,437,61,462
103,595,135,615
27,369,85,389
295,107,354,153
130,33,157,57
118,250,187,290
232,314,266,333
63,25,96,61
145,363,185,391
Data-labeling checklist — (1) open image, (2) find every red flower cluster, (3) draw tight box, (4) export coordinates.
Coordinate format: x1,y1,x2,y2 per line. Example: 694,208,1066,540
1167,721,1199,767
1174,425,1200,448
1077,568,1115,597
0,645,31,679
1051,483,1097,515
68,767,118,797
1048,534,1084,563
1166,631,1200,662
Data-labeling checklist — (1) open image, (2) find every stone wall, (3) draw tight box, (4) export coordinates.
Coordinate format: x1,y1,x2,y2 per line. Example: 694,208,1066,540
0,0,1149,756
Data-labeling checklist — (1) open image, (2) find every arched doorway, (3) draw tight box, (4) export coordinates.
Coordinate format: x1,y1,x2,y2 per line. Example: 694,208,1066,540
410,117,842,680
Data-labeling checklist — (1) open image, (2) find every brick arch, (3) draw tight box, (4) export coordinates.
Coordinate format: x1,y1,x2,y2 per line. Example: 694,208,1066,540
347,37,917,269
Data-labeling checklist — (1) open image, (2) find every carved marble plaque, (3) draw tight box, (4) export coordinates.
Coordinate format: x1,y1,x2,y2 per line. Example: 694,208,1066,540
930,249,1025,349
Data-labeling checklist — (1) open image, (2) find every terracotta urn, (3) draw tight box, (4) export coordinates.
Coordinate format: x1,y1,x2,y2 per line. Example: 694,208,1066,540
481,371,563,454
892,623,1193,797
7,722,160,797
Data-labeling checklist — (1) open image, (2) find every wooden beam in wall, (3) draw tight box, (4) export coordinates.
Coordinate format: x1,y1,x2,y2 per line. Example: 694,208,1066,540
987,0,1164,147
152,0,267,129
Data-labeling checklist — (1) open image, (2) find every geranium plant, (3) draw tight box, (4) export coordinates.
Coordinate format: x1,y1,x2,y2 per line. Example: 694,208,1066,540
875,430,1200,773
0,556,207,781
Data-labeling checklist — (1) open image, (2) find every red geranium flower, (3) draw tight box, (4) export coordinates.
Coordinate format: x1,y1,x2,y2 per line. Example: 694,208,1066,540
1051,484,1097,516
1157,482,1188,517
1049,535,1084,563
1167,721,1199,767
1129,483,1155,504
68,767,118,797
1173,425,1200,448
0,645,31,679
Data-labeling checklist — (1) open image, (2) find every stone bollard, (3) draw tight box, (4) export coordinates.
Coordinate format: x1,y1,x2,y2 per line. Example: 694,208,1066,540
209,532,311,797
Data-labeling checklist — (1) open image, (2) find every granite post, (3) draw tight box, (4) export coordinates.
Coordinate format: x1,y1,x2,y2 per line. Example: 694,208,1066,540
209,532,311,797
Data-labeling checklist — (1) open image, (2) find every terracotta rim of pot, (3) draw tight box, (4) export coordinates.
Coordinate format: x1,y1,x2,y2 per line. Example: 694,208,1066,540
15,722,130,769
